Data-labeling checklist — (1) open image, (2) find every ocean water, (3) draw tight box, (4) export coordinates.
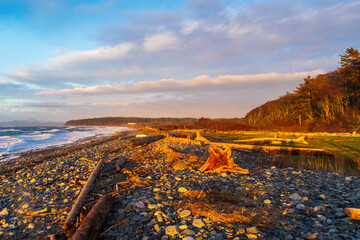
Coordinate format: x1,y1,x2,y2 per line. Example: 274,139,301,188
0,126,129,162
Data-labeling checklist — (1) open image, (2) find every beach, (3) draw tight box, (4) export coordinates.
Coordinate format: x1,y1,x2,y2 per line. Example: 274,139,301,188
0,128,359,240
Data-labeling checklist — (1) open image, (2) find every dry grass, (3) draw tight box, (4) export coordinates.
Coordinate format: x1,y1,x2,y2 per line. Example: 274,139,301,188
173,156,205,171
120,168,153,188
183,190,208,199
179,190,281,230
355,158,360,170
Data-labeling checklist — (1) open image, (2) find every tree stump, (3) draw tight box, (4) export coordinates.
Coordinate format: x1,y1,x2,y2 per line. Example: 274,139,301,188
199,145,249,174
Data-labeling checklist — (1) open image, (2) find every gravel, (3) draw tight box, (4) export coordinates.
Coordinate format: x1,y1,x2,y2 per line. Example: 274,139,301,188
0,130,359,240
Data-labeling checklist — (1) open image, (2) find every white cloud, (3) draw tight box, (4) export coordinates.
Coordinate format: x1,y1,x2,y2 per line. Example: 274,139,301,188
36,70,324,96
143,32,178,52
42,42,134,69
181,20,201,35
0,80,9,85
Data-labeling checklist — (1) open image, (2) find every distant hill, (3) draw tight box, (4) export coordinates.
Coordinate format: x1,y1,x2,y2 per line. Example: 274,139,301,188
0,119,63,127
242,48,360,132
65,117,197,126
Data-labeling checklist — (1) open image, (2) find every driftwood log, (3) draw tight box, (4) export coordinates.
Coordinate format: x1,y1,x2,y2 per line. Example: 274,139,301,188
63,159,104,230
344,208,360,220
169,132,333,157
235,136,308,144
70,194,114,240
130,135,165,145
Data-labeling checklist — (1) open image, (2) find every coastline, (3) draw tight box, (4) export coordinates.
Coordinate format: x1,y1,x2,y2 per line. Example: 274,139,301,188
0,129,136,174
0,128,359,240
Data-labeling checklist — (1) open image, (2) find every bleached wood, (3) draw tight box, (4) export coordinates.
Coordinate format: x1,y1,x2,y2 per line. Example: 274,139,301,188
344,208,360,220
70,194,113,240
63,159,104,230
168,133,333,156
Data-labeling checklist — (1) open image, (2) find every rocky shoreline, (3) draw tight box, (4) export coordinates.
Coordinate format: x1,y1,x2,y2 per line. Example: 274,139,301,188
0,129,359,240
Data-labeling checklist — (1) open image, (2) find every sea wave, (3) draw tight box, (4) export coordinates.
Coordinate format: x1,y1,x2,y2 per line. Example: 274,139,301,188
46,129,62,133
0,136,23,149
0,129,22,132
0,126,130,161
27,133,54,141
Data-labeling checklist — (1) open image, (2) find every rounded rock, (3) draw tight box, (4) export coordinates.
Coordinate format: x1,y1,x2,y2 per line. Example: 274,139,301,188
246,226,258,234
165,225,180,236
192,219,205,228
178,187,188,193
183,237,195,240
179,210,191,218
263,199,271,204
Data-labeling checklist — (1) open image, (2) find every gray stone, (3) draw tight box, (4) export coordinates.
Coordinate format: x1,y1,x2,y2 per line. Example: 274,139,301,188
313,222,323,228
246,226,258,234
246,233,258,239
0,209,9,217
289,193,301,201
192,218,205,228
263,199,271,204
147,220,156,228
304,233,317,239
335,212,347,219
179,209,191,218
313,206,325,212
182,229,195,236
183,237,195,240
178,187,188,193
165,225,180,236
134,201,145,208
296,203,306,210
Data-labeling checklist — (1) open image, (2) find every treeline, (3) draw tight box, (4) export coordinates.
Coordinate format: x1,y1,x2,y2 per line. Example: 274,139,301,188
65,117,197,126
187,117,253,131
243,48,360,132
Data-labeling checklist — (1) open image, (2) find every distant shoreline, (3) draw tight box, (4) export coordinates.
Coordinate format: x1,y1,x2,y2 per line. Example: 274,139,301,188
0,126,133,166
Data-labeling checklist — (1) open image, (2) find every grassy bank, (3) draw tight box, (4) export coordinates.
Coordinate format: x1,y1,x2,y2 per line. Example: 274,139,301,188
205,131,360,175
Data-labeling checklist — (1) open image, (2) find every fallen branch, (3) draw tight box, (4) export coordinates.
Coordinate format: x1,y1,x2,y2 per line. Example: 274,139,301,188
167,133,333,157
70,194,114,240
235,136,308,144
63,159,104,230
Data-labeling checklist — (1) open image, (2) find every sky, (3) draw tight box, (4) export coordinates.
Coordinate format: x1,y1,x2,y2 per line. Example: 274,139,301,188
0,0,359,122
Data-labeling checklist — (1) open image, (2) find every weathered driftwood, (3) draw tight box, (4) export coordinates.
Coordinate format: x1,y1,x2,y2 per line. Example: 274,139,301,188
130,135,165,145
344,208,360,220
199,145,249,174
235,136,308,144
168,132,196,140
63,159,104,230
70,194,114,240
214,142,333,156
168,133,333,156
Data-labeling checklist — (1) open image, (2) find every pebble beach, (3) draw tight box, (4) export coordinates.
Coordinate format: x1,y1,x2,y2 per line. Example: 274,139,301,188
0,129,359,240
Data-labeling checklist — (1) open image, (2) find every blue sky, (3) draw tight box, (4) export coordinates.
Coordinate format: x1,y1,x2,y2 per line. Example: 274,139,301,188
0,0,359,122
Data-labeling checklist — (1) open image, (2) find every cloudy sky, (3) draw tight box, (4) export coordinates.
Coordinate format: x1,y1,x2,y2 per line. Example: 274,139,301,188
0,0,359,122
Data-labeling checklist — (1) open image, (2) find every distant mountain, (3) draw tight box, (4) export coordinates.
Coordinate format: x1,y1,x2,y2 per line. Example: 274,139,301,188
65,117,196,126
0,119,64,127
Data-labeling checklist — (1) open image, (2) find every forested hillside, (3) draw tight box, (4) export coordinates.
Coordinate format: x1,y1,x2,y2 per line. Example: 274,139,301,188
243,48,360,132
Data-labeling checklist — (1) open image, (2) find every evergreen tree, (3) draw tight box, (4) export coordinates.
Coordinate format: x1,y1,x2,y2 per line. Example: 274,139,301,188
339,48,360,109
